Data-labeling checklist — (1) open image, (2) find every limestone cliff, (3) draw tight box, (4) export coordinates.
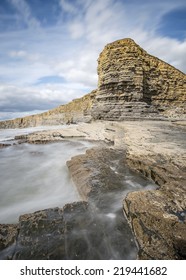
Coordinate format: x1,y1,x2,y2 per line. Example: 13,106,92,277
0,90,96,129
0,38,185,129
91,38,186,120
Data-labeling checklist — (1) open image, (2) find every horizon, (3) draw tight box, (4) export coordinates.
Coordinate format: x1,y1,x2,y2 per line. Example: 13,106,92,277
0,0,186,121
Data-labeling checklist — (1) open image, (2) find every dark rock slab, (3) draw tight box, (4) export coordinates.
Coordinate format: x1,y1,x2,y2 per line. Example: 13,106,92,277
0,143,11,148
13,207,65,260
0,147,140,260
124,154,186,260
0,224,18,259
0,201,137,260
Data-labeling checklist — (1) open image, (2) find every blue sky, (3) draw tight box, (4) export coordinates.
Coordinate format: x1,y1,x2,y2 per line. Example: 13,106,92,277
0,0,186,120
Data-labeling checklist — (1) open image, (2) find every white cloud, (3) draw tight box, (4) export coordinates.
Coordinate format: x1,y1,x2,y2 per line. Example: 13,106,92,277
0,60,54,85
8,50,40,62
9,50,27,58
8,0,41,29
0,110,46,121
54,47,98,87
0,82,91,113
0,0,186,119
59,0,79,14
68,21,85,39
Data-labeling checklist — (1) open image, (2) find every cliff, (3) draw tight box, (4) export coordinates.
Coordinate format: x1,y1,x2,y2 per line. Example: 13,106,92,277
0,90,96,129
92,38,186,120
0,38,185,129
0,38,185,260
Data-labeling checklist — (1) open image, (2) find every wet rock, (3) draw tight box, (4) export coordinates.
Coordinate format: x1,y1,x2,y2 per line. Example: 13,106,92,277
0,224,18,250
0,146,141,260
0,224,18,260
124,183,186,259
122,121,186,259
0,200,137,260
67,148,128,202
0,143,11,148
13,207,65,260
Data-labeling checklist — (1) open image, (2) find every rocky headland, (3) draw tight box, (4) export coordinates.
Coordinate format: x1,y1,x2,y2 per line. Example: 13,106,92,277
0,38,185,260
0,38,185,130
92,39,185,120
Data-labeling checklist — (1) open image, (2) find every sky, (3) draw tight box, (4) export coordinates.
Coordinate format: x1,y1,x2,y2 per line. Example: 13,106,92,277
0,0,186,120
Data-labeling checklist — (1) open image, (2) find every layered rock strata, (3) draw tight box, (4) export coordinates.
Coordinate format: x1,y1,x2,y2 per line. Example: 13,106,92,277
91,38,186,120
0,38,185,129
0,91,96,129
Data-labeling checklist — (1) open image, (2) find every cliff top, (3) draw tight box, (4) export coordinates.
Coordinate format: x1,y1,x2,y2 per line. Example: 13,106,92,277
100,38,185,76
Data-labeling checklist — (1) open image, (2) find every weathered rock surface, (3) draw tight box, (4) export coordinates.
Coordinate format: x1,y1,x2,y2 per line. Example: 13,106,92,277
124,184,186,260
120,121,186,259
0,120,185,260
0,148,140,260
14,127,86,144
0,224,18,254
91,38,186,120
67,148,129,201
0,143,11,148
12,121,118,144
0,91,96,129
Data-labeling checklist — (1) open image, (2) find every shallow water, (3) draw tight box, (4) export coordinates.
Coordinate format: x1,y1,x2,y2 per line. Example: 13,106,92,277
0,125,156,225
0,139,94,223
0,126,159,260
0,125,69,142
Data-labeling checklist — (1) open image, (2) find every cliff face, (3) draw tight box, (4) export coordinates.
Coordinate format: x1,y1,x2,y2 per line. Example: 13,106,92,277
91,38,186,120
0,90,96,129
0,38,185,128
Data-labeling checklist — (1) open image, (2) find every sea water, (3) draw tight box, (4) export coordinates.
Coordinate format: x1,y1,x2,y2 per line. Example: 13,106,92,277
0,126,158,259
0,126,156,226
0,126,94,223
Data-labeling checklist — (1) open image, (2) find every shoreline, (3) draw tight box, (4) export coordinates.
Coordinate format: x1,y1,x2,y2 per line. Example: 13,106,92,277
0,119,185,259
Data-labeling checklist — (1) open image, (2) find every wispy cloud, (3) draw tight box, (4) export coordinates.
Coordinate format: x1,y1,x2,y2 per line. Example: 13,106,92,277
8,50,40,62
0,0,185,118
59,0,79,14
0,82,90,113
8,0,41,29
0,110,46,121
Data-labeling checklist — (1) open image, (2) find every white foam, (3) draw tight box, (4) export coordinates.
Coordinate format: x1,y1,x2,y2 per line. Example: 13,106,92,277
0,140,94,223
